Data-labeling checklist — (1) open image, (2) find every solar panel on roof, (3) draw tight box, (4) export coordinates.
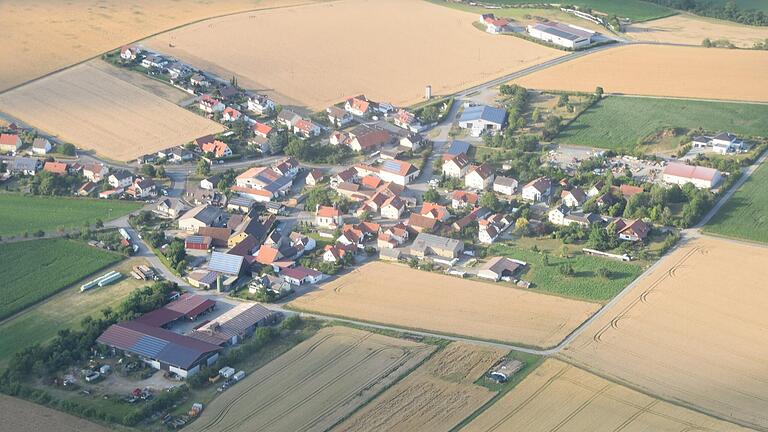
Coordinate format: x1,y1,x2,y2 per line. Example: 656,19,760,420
131,335,169,358
382,160,401,172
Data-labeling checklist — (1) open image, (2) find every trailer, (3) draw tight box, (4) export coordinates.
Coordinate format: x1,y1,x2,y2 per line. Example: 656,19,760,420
233,371,246,382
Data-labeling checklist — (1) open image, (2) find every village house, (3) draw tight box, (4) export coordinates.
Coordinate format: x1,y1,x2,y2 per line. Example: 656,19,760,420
246,93,275,115
277,109,302,129
521,176,551,202
381,195,406,219
561,187,587,208
344,95,372,117
155,198,189,219
281,266,324,286
83,162,108,182
43,161,68,175
200,175,220,191
178,205,225,232
451,190,479,209
420,202,450,222
31,137,52,155
410,232,464,260
587,180,605,197
326,106,353,127
406,213,439,233
323,243,353,263
199,94,225,113
662,162,722,189
691,132,745,154
120,45,141,60
478,214,512,244
315,205,343,229
458,105,506,137
612,184,644,198
293,118,323,138
442,153,470,178
393,109,423,132
190,73,210,87
140,53,168,69
305,169,324,186
480,14,511,33
400,133,425,152
465,163,495,190
222,107,242,122
271,157,300,178
347,124,393,153
252,122,273,139
613,218,651,242
127,177,157,199
0,133,22,153
374,160,420,186
231,166,292,202
77,181,98,196
493,176,518,196
108,171,133,189
444,140,471,160
201,140,232,158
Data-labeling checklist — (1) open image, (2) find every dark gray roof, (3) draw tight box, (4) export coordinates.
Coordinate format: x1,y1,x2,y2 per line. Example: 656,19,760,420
12,157,39,171
459,105,506,125
447,140,471,156
532,23,590,41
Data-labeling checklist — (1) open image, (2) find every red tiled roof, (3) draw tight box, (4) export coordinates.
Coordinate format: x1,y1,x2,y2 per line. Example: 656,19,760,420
43,161,68,174
317,206,341,217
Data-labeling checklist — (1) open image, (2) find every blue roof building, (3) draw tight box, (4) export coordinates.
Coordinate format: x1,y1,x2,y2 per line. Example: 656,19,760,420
458,105,506,137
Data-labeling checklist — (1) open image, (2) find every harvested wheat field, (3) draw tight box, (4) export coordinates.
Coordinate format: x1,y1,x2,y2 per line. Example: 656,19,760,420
144,0,564,110
0,0,318,93
87,59,190,104
627,14,768,48
464,359,753,432
0,394,108,432
289,261,600,348
0,62,224,161
514,44,768,102
188,326,434,432
560,238,768,430
334,342,505,432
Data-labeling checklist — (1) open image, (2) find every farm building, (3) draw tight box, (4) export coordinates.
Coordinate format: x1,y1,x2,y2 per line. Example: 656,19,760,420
458,105,506,137
97,320,220,378
410,232,464,259
208,251,247,277
185,235,212,251
663,163,722,189
477,256,525,281
445,140,471,158
526,22,595,49
190,303,280,346
178,205,225,232
11,157,41,175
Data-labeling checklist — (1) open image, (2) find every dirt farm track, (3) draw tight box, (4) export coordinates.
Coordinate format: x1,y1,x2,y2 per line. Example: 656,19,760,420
0,62,224,161
463,359,755,432
289,261,600,349
334,342,506,432
561,237,768,430
144,0,564,110
187,326,434,432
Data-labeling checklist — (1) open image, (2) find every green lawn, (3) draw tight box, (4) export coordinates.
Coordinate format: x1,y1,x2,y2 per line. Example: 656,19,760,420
477,0,674,21
704,161,768,243
0,194,141,237
0,239,123,321
486,242,644,302
556,97,768,152
0,259,144,367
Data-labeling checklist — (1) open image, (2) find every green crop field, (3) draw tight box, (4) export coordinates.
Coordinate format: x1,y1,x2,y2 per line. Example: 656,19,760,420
478,0,674,21
705,161,768,243
0,239,123,321
556,97,768,152
486,243,643,302
0,194,141,237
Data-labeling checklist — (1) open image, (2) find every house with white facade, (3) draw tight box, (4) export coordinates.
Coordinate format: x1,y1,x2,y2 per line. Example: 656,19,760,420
526,22,595,49
465,163,495,191
521,177,551,202
493,176,518,196
458,105,506,137
442,153,470,178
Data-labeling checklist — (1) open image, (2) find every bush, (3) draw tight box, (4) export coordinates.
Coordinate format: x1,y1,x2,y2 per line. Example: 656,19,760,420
596,267,612,279
281,314,303,330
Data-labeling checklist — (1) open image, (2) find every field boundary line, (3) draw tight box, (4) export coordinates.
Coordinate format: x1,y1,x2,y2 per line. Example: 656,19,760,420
554,358,768,432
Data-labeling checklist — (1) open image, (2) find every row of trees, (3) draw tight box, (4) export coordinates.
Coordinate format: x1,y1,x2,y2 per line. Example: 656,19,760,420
645,0,768,26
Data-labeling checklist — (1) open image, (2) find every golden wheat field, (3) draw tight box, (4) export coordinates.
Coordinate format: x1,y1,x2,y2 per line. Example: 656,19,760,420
144,0,564,110
0,394,108,432
289,261,600,349
0,0,318,93
188,326,434,432
0,62,224,161
627,14,768,48
333,342,506,432
560,237,768,430
514,44,768,102
463,359,754,432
